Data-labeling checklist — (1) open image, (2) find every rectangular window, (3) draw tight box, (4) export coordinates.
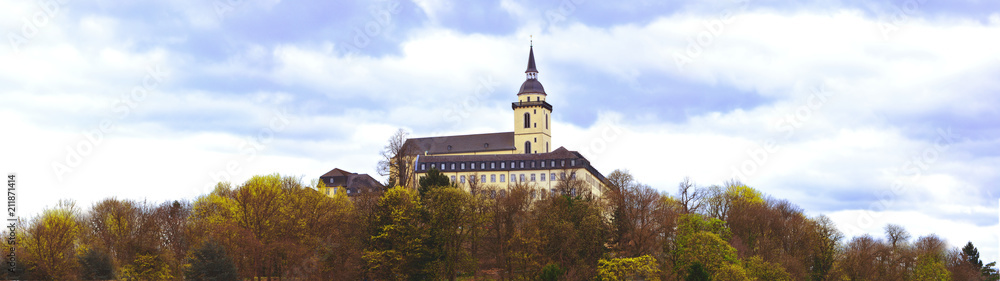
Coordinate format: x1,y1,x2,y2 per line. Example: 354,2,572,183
520,174,526,182
481,175,486,183
571,160,576,166
561,173,566,180
460,175,466,183
541,173,546,181
511,174,517,182
511,161,516,169
500,174,505,182
451,175,456,182
451,163,456,170
421,163,426,170
481,163,485,169
491,162,496,169
520,161,524,168
541,161,545,168
501,162,505,169
461,163,465,169
431,163,436,169
491,174,496,182
551,160,555,167
561,160,565,167
571,172,576,179
550,173,556,181
325,188,330,195
531,174,536,181
531,161,535,168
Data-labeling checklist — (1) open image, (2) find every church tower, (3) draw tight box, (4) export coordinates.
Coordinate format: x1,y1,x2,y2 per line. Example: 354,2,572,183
513,43,552,154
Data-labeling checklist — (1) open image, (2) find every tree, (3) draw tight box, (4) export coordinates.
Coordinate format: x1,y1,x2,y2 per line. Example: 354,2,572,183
364,186,428,280
78,248,115,280
418,167,451,197
685,263,710,281
913,253,951,281
377,128,419,189
672,214,739,278
119,253,172,280
423,186,474,281
743,256,791,281
184,239,239,281
21,200,81,280
676,177,705,214
597,255,661,281
534,185,608,280
604,169,663,258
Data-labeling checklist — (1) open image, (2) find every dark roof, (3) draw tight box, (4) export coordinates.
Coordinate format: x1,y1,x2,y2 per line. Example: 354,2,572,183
525,45,538,73
405,132,515,155
414,146,607,182
318,168,385,195
518,79,546,95
321,168,352,178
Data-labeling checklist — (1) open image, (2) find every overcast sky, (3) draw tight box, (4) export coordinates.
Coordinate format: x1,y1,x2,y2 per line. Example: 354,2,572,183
1,0,998,262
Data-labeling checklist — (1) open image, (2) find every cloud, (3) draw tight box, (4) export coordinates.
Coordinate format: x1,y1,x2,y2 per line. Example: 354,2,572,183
1,0,998,267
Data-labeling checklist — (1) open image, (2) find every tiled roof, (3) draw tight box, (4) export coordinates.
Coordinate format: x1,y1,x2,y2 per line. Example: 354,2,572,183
404,132,515,155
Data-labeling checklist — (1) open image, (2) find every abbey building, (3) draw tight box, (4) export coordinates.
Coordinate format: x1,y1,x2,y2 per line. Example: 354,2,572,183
405,44,607,197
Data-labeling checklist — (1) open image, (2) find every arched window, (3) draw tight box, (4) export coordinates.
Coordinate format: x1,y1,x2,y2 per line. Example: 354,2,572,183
524,141,531,154
524,112,530,128
546,113,549,129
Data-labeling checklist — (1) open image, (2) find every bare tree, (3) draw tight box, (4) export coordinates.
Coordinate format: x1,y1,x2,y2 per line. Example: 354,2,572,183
677,177,705,214
377,128,418,189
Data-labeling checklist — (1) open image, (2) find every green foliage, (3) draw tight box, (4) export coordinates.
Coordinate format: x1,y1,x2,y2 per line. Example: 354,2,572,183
712,263,750,281
674,214,739,278
725,183,763,205
22,201,81,280
78,248,115,280
418,167,451,196
685,263,710,281
743,256,790,281
364,186,429,280
424,186,475,280
597,255,661,281
676,214,731,242
119,253,172,281
913,254,950,281
184,239,238,281
539,262,566,281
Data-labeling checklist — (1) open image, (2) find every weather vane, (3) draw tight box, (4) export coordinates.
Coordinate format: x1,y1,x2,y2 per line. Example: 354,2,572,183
530,35,533,47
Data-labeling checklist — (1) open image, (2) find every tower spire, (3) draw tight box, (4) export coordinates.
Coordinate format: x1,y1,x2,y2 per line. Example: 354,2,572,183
525,42,538,75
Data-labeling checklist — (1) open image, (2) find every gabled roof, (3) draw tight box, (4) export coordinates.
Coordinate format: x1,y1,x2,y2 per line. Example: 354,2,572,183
321,168,353,178
404,132,516,155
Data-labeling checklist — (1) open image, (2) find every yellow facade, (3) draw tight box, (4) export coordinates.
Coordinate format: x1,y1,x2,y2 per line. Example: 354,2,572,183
513,94,552,154
417,167,604,198
405,44,607,197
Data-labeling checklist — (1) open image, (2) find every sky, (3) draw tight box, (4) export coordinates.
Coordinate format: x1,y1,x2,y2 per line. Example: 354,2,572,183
1,0,998,262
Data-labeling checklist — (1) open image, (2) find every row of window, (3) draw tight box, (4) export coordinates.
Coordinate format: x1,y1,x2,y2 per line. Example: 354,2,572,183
473,188,580,199
448,172,576,184
420,159,577,171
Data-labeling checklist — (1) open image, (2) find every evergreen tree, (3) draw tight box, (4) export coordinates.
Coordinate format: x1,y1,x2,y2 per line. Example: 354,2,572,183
686,263,711,281
963,242,984,269
78,248,115,280
184,239,238,281
418,167,451,197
